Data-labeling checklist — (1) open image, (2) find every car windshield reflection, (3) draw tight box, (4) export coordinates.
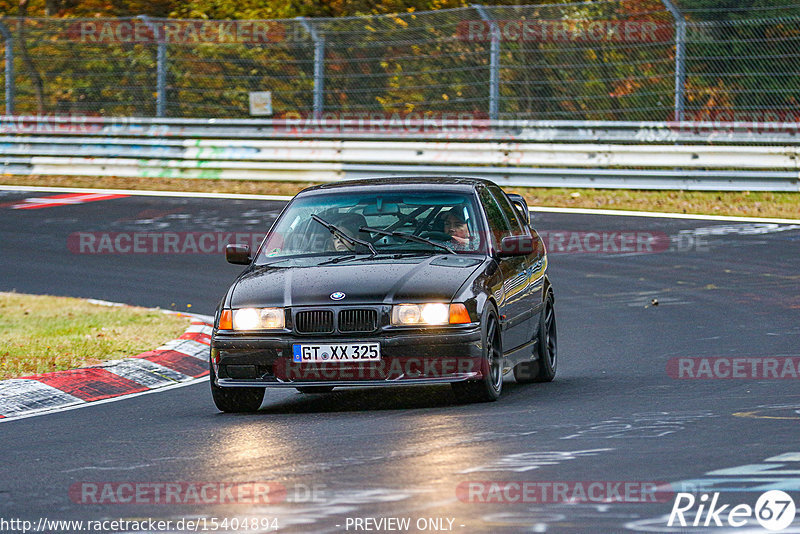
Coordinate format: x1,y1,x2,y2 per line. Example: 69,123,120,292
255,191,485,264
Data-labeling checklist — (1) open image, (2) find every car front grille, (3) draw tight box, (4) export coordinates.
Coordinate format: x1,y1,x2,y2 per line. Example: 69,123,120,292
293,308,379,334
338,309,378,333
294,310,334,334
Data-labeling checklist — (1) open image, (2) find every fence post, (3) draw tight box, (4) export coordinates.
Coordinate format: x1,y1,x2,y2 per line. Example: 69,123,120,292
297,17,325,119
0,21,14,115
661,0,686,121
473,4,499,122
137,15,167,117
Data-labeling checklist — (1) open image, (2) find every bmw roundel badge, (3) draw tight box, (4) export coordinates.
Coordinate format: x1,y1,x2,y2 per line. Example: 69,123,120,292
330,292,346,301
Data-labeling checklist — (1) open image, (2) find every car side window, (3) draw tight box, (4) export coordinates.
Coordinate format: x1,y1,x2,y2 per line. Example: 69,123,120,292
489,186,527,236
478,187,509,249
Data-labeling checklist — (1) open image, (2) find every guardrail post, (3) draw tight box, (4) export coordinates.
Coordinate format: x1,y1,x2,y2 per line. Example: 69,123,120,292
473,4,499,122
0,21,14,115
661,0,686,121
297,17,325,119
138,15,167,117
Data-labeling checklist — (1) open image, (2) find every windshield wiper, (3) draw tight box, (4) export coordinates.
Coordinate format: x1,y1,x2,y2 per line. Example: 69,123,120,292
359,226,455,254
318,254,357,266
311,214,377,256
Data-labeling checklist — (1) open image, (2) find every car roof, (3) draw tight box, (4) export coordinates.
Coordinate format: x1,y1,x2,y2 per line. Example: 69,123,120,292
297,176,496,196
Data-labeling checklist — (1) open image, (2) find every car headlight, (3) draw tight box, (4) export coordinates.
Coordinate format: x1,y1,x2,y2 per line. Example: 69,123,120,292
230,307,285,330
391,303,471,325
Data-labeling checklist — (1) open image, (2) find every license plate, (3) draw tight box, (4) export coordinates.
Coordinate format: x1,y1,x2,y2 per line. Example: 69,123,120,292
292,343,381,363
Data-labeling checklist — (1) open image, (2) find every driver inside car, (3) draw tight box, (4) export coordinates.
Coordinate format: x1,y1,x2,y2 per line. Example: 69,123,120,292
329,213,368,252
443,210,471,247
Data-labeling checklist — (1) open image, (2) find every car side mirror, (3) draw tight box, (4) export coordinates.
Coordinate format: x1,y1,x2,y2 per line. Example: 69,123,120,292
226,243,251,265
507,193,530,225
498,235,534,257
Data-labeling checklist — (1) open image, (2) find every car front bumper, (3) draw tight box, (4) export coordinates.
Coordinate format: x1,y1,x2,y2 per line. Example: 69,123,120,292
211,325,484,388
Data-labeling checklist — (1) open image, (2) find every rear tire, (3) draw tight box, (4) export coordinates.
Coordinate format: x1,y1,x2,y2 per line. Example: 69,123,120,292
210,361,265,413
514,289,557,384
296,386,335,394
452,305,503,403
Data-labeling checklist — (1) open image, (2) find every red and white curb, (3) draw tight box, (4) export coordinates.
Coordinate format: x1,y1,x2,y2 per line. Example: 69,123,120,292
2,192,130,210
0,319,212,421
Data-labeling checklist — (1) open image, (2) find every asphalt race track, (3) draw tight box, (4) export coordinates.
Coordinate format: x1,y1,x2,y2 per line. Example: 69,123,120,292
2,188,800,533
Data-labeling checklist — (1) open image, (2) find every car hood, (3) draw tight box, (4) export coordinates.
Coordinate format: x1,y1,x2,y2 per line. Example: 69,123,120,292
229,255,484,308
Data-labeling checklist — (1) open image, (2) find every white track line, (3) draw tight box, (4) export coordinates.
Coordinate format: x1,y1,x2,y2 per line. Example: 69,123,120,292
0,184,293,202
85,298,213,323
530,206,800,224
3,184,798,223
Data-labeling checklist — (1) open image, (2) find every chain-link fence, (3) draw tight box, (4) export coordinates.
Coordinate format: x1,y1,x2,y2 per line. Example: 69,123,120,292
1,1,799,121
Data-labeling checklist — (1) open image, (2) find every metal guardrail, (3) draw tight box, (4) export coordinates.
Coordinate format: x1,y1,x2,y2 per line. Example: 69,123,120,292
1,117,799,191
4,116,800,144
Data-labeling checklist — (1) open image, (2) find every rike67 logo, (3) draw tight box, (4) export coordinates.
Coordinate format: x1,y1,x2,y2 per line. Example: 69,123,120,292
668,490,796,531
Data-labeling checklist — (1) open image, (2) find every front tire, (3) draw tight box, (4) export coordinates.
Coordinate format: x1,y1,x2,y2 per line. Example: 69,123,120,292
210,361,265,413
514,289,557,384
452,305,503,403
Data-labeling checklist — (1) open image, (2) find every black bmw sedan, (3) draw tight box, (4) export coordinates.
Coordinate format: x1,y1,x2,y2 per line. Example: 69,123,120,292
210,177,557,411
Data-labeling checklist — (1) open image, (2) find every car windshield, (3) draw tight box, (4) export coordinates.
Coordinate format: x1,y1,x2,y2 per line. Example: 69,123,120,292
254,190,485,263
